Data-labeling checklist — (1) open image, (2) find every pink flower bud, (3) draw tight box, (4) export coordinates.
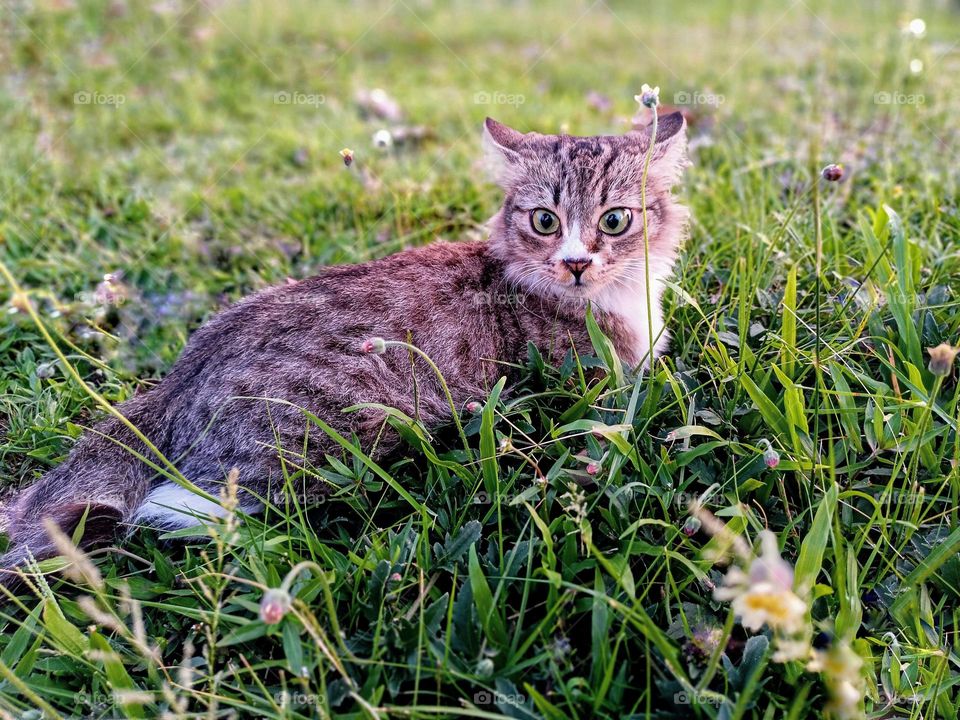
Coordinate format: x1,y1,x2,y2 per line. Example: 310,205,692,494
764,447,780,468
586,462,600,476
360,337,386,354
259,588,291,625
682,517,702,537
467,401,482,412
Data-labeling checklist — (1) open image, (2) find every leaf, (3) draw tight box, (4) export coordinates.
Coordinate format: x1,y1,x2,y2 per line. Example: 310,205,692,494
468,545,507,649
283,618,305,676
1,602,41,669
780,266,797,379
558,375,609,424
794,483,838,597
480,377,506,497
90,631,144,719
585,303,624,385
729,356,795,448
42,599,88,656
740,634,769,683
434,520,482,568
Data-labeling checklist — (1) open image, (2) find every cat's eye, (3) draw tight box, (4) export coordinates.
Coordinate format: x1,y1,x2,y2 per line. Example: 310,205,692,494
598,208,632,236
530,209,560,235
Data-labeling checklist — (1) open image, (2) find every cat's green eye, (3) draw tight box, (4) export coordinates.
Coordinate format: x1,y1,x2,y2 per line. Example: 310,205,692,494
598,208,632,236
530,209,560,235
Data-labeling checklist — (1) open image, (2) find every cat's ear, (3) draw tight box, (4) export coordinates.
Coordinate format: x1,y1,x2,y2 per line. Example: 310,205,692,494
631,111,688,185
482,117,526,186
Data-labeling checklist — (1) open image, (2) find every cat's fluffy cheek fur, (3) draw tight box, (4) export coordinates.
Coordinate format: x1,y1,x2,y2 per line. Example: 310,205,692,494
594,274,670,366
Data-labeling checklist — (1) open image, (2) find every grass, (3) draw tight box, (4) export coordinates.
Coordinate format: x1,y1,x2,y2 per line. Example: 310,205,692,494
1,0,959,717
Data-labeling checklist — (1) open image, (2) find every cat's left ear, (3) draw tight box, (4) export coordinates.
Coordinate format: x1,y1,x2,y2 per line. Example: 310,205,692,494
482,117,527,186
631,111,688,184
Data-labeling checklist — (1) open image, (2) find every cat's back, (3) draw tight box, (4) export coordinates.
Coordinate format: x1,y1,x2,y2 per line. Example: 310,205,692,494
174,239,512,372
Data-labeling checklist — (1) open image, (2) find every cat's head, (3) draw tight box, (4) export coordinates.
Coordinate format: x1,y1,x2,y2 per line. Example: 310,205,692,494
483,113,688,301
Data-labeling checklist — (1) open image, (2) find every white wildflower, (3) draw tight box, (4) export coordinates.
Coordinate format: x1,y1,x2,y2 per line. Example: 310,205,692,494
807,639,865,719
635,83,660,109
713,531,809,660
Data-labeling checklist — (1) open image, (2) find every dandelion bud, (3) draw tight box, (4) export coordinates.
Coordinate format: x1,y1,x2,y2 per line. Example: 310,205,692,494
360,337,387,354
764,446,781,468
927,342,959,377
821,164,844,182
635,83,660,109
339,148,354,167
259,588,291,625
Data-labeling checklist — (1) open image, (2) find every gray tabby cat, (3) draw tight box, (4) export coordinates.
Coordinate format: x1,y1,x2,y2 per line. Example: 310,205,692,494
1,113,688,579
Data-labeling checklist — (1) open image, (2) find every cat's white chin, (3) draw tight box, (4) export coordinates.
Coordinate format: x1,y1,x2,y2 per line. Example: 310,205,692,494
593,273,671,366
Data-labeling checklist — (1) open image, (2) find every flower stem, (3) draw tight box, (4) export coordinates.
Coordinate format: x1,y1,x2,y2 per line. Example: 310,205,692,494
382,339,474,463
640,107,659,378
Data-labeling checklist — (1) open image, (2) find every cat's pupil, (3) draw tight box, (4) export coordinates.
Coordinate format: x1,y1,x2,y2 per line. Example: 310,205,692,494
606,213,619,228
540,213,553,228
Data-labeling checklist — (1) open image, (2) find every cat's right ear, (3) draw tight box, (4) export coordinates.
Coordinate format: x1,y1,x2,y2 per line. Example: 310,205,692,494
482,118,525,186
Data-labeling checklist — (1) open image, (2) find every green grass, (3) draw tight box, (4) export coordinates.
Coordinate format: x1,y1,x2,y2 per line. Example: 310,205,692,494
1,0,959,717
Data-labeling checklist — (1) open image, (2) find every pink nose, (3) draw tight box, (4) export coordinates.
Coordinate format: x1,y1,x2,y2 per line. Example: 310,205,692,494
562,257,592,281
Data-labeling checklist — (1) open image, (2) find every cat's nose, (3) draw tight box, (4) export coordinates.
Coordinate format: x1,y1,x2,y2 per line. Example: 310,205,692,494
562,257,592,282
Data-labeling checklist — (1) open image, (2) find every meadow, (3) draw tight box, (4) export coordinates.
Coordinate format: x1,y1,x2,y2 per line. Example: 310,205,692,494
1,0,959,717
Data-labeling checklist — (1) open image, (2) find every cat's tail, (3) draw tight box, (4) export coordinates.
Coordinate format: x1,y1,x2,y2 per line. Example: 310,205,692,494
0,414,155,588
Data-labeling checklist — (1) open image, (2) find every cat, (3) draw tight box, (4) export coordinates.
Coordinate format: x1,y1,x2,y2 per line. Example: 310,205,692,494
0,112,688,581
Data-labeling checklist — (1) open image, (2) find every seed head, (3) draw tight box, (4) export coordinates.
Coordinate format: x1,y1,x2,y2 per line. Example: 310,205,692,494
927,342,959,377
